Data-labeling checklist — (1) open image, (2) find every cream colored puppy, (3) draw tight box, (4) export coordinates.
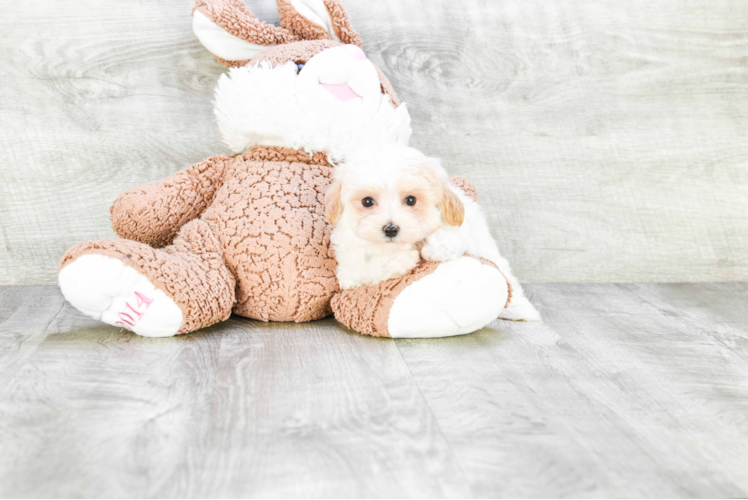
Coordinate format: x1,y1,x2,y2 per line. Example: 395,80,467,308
326,144,541,322
326,145,464,289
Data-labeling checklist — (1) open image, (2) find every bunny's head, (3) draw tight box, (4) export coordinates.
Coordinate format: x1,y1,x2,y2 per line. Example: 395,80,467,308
193,0,412,160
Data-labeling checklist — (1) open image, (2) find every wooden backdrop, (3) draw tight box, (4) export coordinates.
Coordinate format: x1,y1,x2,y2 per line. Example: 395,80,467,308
1,0,747,285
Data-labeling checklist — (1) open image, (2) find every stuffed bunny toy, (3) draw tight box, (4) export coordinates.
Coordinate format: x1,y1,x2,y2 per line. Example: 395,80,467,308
58,0,539,338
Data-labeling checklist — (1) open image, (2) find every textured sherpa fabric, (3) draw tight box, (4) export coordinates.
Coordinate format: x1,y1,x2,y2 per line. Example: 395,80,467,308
196,0,362,66
321,0,362,46
196,0,362,48
330,253,511,338
63,145,495,336
194,0,298,46
111,155,231,249
449,175,479,202
200,146,339,322
66,146,340,329
331,260,441,337
277,0,331,42
62,144,504,336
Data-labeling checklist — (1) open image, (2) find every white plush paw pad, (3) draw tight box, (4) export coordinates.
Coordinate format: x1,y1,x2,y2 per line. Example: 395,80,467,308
387,256,508,338
58,254,183,337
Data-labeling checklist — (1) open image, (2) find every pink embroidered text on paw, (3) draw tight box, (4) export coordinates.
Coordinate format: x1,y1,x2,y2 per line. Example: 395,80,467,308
115,291,154,329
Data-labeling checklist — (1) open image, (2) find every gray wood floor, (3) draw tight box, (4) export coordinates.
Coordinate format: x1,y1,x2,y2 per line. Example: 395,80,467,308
1,284,748,497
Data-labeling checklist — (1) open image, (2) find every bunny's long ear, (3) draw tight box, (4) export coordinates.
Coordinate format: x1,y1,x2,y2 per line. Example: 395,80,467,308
192,0,299,64
276,0,362,47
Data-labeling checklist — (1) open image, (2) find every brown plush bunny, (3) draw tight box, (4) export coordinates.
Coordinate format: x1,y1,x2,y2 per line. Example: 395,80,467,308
58,0,538,338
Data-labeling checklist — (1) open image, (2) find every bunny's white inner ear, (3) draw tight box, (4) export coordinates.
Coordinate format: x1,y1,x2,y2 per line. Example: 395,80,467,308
193,11,272,61
291,0,340,41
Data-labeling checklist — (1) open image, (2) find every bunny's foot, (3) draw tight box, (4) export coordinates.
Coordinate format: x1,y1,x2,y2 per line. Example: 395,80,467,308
58,220,236,337
331,255,509,338
59,254,183,337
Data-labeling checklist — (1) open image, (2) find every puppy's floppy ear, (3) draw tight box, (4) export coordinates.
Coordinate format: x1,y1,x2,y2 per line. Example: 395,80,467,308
439,183,465,227
420,156,464,227
325,179,344,225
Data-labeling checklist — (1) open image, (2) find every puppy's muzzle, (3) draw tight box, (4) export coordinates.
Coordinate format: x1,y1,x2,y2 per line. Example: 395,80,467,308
383,224,399,239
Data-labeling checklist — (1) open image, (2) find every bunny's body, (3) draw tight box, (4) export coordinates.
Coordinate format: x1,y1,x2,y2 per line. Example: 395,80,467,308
63,148,337,328
58,0,539,338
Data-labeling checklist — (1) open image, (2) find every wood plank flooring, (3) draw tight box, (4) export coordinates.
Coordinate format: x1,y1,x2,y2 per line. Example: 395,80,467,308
1,284,747,497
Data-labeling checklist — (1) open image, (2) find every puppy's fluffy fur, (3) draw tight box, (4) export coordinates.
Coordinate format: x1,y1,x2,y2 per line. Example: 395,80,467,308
326,144,541,321
327,145,462,289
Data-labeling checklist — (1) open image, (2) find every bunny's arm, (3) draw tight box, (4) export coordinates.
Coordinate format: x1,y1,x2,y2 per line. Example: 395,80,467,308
110,155,232,248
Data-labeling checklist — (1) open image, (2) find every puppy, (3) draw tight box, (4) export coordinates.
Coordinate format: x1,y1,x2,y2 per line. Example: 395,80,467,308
325,144,541,322
325,144,465,289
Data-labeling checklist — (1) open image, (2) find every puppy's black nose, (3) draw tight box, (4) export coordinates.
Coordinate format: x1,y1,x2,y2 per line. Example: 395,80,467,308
383,224,399,238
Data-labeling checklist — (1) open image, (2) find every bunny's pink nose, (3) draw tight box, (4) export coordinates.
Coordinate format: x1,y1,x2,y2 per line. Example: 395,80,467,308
321,83,359,101
344,44,366,61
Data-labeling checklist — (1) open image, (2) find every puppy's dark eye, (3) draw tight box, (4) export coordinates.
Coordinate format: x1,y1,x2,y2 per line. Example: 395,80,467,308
404,195,417,206
362,197,375,208
296,63,305,73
